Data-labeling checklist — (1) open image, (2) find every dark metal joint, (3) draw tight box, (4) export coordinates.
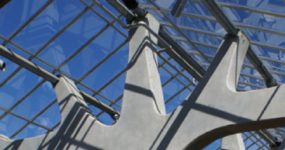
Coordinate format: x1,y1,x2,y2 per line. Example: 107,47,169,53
122,0,147,24
270,139,281,148
224,32,239,42
126,7,147,24
112,113,120,120
0,0,10,8
266,78,278,87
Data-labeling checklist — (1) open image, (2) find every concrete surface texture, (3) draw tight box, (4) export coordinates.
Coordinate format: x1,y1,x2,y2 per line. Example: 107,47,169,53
221,134,245,150
0,14,285,150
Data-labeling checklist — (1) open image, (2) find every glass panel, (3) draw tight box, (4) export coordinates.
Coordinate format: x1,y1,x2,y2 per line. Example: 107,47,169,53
0,0,48,37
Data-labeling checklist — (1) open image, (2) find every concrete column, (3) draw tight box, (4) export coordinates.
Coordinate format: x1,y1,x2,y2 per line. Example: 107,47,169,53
222,134,245,150
1,14,285,150
0,76,92,149
122,13,166,117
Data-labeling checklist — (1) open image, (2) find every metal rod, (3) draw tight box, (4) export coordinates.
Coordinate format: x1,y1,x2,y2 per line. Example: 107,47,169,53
0,45,119,119
2,0,53,45
0,105,51,131
10,99,57,138
235,23,285,37
56,21,116,70
143,3,285,38
147,0,211,63
156,50,195,85
0,80,46,120
107,0,135,19
162,22,224,38
202,0,277,88
159,26,205,80
159,61,193,89
165,82,192,104
140,4,217,22
0,45,58,83
252,41,285,53
107,0,211,64
201,0,238,35
202,0,280,146
171,0,188,17
0,0,10,8
247,47,277,86
95,94,122,119
0,4,92,92
0,0,128,114
88,0,127,28
81,0,127,37
77,39,129,82
218,2,285,18
187,48,268,82
172,34,220,49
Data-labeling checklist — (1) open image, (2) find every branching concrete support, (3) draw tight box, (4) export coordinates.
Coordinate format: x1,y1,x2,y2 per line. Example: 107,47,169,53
221,134,245,150
0,76,94,149
1,14,285,150
124,13,166,116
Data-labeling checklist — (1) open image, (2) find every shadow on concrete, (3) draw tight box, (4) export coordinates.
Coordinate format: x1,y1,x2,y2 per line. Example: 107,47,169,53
3,94,102,150
156,34,235,150
155,37,285,149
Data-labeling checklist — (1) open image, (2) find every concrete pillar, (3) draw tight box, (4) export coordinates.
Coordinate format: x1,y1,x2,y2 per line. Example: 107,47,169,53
122,13,166,116
1,14,285,150
222,134,245,150
0,76,93,149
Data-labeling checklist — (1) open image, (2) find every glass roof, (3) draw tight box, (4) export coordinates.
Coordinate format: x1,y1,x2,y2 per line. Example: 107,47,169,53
0,0,284,149
140,0,268,90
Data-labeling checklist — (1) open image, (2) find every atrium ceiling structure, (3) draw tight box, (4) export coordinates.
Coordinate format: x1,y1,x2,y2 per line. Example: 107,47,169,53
0,0,284,149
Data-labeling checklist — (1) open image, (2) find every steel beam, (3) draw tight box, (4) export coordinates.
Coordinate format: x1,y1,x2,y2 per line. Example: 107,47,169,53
107,0,134,19
202,0,279,144
235,23,285,37
0,0,10,8
0,45,119,119
141,4,217,21
107,0,208,81
257,130,279,147
0,45,58,83
182,31,285,149
171,0,188,17
1,16,285,150
159,26,205,80
162,22,224,38
122,0,138,10
247,47,277,87
202,0,277,88
218,2,285,19
2,0,53,45
202,0,238,35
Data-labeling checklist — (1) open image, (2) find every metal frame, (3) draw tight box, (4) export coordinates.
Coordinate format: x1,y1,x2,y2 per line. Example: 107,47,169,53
132,0,284,148
0,0,10,8
201,0,279,146
0,0,196,140
201,0,277,87
171,0,188,17
0,0,284,149
0,45,119,118
1,11,285,149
